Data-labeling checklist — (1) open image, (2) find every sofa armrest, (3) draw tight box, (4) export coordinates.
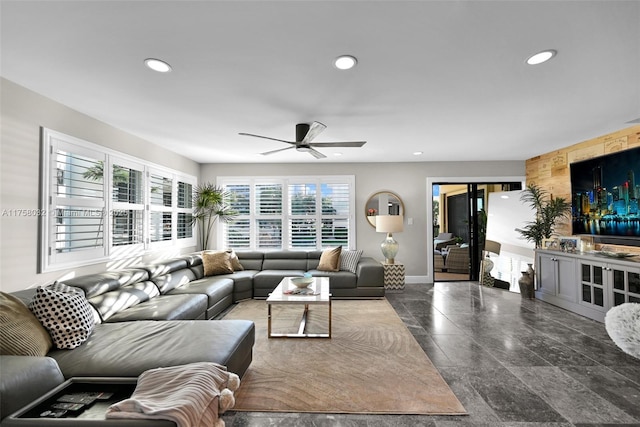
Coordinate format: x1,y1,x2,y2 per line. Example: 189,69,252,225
0,356,65,421
355,257,384,287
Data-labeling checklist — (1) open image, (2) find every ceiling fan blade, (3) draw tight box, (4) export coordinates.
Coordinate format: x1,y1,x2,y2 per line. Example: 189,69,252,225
308,148,327,159
301,121,327,143
309,141,367,148
260,146,295,156
239,133,295,145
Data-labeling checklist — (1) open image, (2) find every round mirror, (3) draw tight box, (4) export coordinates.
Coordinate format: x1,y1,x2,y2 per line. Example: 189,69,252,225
365,191,404,228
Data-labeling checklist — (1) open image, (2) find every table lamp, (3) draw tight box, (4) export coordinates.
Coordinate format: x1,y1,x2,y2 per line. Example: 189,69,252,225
376,215,404,264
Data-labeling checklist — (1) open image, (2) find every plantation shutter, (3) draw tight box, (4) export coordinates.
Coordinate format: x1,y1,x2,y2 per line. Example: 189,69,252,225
48,140,107,265
320,182,350,248
255,183,282,248
224,184,251,248
288,182,317,248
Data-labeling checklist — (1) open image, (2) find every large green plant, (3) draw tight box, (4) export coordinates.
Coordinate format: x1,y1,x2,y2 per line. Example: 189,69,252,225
516,183,571,248
191,183,236,250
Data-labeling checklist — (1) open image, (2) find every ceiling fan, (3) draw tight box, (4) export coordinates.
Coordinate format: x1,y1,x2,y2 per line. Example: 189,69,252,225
238,121,366,159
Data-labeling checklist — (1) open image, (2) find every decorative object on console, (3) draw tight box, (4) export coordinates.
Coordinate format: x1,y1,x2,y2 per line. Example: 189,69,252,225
376,215,404,264
604,303,640,359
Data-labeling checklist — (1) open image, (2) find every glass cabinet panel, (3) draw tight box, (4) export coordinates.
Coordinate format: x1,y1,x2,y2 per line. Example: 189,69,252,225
593,266,603,286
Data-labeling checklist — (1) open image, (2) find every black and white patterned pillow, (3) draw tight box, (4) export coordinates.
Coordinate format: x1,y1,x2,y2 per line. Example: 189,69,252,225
340,250,363,273
29,283,95,349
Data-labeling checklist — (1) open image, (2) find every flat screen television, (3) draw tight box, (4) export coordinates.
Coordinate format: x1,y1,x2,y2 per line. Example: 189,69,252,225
570,146,640,246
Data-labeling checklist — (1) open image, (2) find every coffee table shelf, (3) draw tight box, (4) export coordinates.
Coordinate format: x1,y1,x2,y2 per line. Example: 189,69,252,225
266,277,331,339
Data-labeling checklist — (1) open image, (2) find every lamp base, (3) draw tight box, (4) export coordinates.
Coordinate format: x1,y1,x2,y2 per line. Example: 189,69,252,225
381,233,399,265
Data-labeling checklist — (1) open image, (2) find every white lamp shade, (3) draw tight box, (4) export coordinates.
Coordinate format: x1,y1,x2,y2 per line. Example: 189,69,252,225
376,215,404,233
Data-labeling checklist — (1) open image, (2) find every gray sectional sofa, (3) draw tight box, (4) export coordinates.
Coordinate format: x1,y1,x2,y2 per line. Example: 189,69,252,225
0,249,384,424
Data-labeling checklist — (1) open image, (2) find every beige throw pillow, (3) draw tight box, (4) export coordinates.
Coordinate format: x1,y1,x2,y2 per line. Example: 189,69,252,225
0,292,53,356
203,251,234,276
318,246,342,272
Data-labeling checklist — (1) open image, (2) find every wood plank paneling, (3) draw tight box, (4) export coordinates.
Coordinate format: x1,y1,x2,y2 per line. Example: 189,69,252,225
525,125,640,244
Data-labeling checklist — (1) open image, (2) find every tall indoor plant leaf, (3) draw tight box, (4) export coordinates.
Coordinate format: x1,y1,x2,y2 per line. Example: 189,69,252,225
191,183,237,250
516,183,571,248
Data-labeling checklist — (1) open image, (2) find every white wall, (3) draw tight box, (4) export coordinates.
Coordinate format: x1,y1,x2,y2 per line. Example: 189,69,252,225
202,162,525,282
0,79,200,292
0,77,526,291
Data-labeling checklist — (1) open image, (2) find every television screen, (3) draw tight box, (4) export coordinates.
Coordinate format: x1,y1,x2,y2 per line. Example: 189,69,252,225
570,147,640,239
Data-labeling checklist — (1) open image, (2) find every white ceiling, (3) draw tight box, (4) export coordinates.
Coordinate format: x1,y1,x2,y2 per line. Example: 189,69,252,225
1,1,639,164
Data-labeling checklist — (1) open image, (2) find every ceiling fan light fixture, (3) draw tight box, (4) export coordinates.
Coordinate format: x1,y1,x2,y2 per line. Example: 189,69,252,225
144,58,172,73
526,49,557,65
334,55,357,70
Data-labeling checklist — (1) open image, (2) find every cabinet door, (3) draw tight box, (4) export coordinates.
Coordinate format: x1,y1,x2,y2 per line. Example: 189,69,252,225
556,256,578,302
579,261,607,312
610,264,640,306
536,253,557,296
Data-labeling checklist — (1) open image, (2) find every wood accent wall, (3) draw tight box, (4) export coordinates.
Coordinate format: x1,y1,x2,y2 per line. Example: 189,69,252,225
525,125,640,238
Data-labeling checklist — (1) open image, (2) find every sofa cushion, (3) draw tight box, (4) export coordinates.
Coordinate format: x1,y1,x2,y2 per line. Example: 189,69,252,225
203,251,234,276
235,251,265,270
0,356,65,421
307,270,357,289
253,270,305,290
145,258,189,279
152,268,197,293
104,294,208,322
340,249,363,273
262,251,308,270
60,268,150,298
89,281,161,321
48,320,255,379
168,276,234,309
318,246,342,272
28,284,95,350
0,292,52,356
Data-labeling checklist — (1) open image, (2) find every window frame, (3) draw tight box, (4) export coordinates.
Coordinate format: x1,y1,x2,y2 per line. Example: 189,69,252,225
40,128,197,273
217,175,356,251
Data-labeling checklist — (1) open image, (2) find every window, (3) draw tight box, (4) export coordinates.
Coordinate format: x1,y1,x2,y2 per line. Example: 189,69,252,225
40,128,196,272
218,176,355,250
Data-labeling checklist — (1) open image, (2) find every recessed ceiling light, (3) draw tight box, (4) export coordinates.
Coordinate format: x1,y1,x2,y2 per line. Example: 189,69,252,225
334,55,357,70
144,58,172,73
333,152,343,156
526,49,557,65
413,151,423,156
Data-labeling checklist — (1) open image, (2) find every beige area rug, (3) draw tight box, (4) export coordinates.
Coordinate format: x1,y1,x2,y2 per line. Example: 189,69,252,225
223,299,467,415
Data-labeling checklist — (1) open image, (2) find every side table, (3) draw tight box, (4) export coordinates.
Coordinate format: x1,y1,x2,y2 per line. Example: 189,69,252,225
381,261,405,290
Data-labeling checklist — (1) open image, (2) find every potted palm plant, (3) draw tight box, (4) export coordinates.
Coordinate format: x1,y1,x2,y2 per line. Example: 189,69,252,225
515,183,571,298
516,183,571,249
191,183,237,250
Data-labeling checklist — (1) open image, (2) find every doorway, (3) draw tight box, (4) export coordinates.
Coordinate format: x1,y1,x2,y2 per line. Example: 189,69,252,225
432,181,522,282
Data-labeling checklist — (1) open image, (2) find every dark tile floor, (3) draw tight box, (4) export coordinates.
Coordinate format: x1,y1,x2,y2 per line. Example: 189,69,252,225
222,282,640,426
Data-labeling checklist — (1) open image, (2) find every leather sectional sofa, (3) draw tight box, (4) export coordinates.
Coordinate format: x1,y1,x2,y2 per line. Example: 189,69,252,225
0,249,384,424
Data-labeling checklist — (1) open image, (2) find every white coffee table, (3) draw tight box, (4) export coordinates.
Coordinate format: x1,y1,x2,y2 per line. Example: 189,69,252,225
266,277,331,339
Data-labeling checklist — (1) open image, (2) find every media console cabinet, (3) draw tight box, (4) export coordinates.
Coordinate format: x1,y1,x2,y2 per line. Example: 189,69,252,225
535,249,640,322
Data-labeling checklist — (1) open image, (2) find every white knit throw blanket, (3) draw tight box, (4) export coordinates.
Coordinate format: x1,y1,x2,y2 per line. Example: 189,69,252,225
106,362,231,427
